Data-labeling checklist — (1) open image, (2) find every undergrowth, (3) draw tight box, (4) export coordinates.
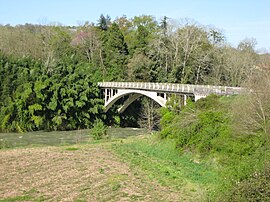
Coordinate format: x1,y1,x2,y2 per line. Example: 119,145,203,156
89,119,109,140
111,136,221,201
159,94,270,201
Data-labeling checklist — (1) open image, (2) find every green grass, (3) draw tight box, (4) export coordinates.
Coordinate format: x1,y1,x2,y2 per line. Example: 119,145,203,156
65,147,79,151
110,134,222,200
0,127,146,148
0,130,89,148
0,195,47,202
0,195,33,202
0,189,47,202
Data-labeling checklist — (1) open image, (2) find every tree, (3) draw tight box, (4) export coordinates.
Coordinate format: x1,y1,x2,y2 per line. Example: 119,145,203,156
232,67,270,136
114,15,132,36
41,63,104,131
98,14,111,31
139,97,160,133
132,15,158,32
0,54,43,132
173,23,210,83
160,16,169,35
208,27,225,45
101,22,129,80
41,26,76,73
71,24,103,65
152,19,213,84
0,24,43,59
127,53,155,81
238,38,257,52
208,44,258,87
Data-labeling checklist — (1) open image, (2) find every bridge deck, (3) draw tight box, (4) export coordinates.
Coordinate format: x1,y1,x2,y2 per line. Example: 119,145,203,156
98,82,244,95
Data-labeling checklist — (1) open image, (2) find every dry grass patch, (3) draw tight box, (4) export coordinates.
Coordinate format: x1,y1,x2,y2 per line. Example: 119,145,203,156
0,144,181,201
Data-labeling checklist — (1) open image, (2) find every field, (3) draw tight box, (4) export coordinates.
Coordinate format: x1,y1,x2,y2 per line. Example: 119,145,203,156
0,129,220,201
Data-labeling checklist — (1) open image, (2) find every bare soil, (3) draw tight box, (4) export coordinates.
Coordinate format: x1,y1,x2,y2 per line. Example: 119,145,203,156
0,144,181,201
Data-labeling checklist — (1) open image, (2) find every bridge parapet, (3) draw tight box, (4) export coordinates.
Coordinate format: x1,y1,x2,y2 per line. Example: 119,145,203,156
98,82,244,96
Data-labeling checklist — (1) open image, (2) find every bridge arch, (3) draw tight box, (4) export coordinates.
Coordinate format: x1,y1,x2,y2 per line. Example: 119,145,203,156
99,82,245,113
104,89,167,113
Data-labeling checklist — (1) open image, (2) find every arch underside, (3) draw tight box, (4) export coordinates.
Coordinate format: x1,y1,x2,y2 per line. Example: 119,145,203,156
105,89,167,113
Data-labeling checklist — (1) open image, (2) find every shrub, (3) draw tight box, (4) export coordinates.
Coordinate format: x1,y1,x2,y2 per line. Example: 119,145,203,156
90,120,108,140
195,94,222,110
160,95,231,154
0,139,13,149
226,163,270,202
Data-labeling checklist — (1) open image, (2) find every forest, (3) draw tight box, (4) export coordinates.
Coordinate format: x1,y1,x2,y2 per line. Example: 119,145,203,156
1,14,270,201
0,14,267,132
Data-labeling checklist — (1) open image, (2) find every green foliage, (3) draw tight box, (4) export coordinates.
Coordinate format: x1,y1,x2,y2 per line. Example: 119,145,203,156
160,95,232,153
0,54,43,132
176,110,230,153
0,114,11,132
0,18,260,132
0,16,259,86
127,53,155,81
159,94,270,201
98,14,111,31
0,53,104,132
101,22,129,81
90,120,108,140
224,162,270,202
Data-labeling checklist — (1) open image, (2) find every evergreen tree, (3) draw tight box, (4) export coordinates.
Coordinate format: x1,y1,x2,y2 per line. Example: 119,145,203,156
102,22,129,80
98,14,111,31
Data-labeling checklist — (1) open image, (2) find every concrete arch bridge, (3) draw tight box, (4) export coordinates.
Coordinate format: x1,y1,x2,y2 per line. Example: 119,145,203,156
97,82,244,113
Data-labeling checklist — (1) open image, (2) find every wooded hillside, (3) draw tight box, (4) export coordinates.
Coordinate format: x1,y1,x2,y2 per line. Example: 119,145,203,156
0,15,268,132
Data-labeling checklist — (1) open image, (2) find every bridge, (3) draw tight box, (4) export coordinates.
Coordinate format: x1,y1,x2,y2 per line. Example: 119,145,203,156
98,82,244,113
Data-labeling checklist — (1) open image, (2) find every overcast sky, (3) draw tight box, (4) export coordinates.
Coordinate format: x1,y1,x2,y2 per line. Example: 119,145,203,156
0,0,269,52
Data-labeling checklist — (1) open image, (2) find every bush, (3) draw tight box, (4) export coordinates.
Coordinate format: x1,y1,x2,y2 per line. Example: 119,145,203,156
0,139,13,149
160,95,231,154
226,163,270,202
90,120,108,140
159,93,270,201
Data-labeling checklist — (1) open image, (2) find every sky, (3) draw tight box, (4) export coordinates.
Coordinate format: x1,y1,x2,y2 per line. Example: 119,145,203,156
0,0,269,52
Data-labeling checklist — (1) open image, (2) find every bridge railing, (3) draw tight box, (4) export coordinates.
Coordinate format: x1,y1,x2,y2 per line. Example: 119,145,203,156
97,82,245,95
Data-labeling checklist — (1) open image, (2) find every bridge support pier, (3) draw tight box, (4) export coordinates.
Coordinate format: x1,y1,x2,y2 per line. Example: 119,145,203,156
105,88,118,102
194,94,207,101
184,94,187,105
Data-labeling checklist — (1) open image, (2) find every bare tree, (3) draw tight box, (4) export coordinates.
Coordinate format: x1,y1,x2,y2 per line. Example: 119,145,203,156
151,19,212,84
232,66,270,136
0,25,43,59
71,24,101,64
139,97,160,133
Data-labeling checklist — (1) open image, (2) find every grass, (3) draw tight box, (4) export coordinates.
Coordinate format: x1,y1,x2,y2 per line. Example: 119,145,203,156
0,189,47,202
0,127,146,148
66,147,80,151
110,135,222,201
0,128,220,201
0,130,89,148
